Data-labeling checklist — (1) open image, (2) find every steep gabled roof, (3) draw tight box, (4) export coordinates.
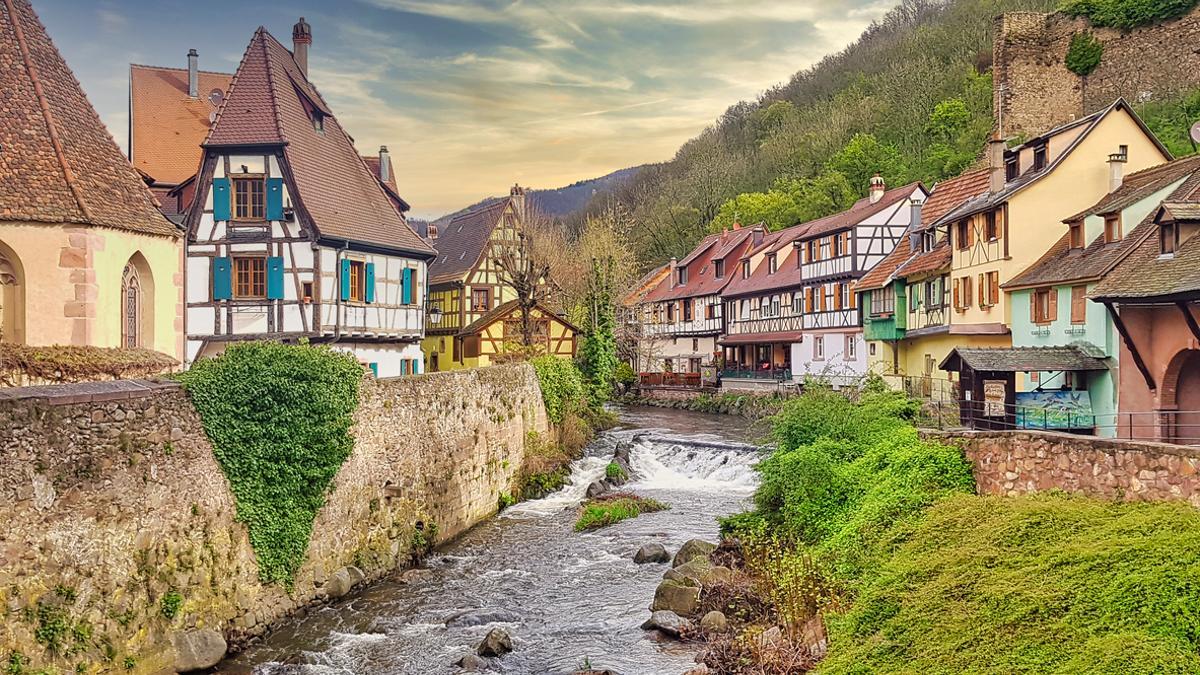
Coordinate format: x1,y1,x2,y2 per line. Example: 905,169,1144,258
204,28,430,255
721,223,807,298
362,153,411,212
129,63,232,185
643,227,761,302
428,198,510,285
622,263,671,307
0,0,176,237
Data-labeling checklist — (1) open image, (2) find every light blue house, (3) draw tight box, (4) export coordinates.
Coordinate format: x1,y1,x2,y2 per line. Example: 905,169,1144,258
1003,155,1200,436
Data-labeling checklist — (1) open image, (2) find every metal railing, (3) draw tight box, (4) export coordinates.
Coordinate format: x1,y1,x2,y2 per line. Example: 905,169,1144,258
639,372,704,388
721,367,793,382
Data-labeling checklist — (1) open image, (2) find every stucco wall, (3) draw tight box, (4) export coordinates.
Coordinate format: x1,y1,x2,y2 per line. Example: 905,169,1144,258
0,222,182,359
0,364,546,673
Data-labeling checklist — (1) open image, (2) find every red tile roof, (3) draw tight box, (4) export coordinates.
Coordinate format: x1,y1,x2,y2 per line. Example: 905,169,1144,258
428,198,510,285
129,64,232,185
204,28,431,255
798,182,924,240
721,223,808,298
642,227,761,302
0,0,177,237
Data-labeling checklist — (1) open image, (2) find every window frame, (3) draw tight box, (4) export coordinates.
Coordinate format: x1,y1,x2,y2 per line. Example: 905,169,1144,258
713,259,724,279
1033,286,1055,324
233,255,267,299
347,260,366,303
471,287,491,312
232,174,266,222
1069,221,1085,249
1104,214,1122,243
1070,285,1088,324
955,220,970,250
1161,221,1179,256
985,210,999,242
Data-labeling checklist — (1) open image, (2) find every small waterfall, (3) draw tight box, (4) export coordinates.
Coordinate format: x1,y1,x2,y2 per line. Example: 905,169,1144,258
501,454,610,518
626,434,762,492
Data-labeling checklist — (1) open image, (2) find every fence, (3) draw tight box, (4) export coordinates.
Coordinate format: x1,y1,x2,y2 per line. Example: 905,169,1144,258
721,367,793,382
639,372,704,388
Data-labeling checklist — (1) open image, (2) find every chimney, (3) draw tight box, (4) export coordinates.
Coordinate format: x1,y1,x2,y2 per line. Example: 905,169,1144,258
752,226,764,247
908,199,925,252
510,183,526,220
669,257,679,289
378,146,390,184
988,131,1007,194
1108,145,1128,192
292,17,312,77
869,174,886,204
187,49,199,98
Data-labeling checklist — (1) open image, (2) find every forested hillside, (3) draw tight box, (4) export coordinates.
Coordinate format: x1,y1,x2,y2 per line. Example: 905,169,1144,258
579,0,1200,267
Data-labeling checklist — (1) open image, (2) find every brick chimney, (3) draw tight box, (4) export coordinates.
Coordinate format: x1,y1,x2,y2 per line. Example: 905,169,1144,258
187,49,199,98
988,131,1007,194
869,174,886,204
669,257,679,289
1108,145,1128,193
293,17,312,77
378,146,390,184
908,198,925,252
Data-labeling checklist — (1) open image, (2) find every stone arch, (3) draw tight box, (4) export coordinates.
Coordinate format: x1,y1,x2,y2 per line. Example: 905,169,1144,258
0,239,26,344
1160,348,1200,444
120,252,155,349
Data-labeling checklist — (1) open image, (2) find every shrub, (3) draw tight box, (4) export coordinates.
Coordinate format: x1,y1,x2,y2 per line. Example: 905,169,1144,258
1065,31,1104,76
530,356,589,424
160,591,183,620
605,461,627,481
1060,0,1198,29
177,342,361,588
574,494,668,531
614,362,636,386
0,344,176,386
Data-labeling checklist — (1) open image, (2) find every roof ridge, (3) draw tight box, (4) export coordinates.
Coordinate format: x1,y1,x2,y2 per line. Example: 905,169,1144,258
258,29,287,145
129,62,233,76
6,0,92,221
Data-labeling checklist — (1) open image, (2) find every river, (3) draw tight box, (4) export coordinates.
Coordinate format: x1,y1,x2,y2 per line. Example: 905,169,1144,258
218,406,766,675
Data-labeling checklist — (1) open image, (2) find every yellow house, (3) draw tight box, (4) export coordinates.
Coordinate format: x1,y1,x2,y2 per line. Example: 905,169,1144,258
423,185,575,370
453,300,578,369
0,0,182,359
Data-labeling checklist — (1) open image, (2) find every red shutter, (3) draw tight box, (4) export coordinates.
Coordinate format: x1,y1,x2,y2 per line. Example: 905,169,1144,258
989,273,1000,308
1030,290,1039,323
1048,287,1058,322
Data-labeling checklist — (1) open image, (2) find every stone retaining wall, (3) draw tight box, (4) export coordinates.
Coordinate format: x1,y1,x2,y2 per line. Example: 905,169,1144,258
0,365,547,673
925,429,1200,507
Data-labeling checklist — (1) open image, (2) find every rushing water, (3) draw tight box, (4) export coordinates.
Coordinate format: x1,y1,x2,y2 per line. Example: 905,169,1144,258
218,406,766,675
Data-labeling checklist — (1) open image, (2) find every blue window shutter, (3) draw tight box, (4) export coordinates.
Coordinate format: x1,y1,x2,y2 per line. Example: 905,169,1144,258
266,256,285,299
365,262,376,303
402,267,413,305
266,177,284,220
212,177,231,221
340,259,352,301
368,363,378,377
414,359,422,375
212,257,232,300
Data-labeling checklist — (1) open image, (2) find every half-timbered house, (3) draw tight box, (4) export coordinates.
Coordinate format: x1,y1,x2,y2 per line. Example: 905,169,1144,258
184,21,435,377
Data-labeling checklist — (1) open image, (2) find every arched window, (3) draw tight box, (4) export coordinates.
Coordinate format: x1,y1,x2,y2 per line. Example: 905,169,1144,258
121,263,141,348
0,246,23,344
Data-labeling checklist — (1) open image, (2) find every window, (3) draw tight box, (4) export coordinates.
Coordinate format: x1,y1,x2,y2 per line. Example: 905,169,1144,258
985,210,999,241
849,282,857,309
692,338,699,352
677,267,688,285
1033,142,1048,171
666,302,675,322
922,230,936,252
741,260,751,279
121,263,141,348
301,281,314,303
792,294,802,314
471,287,490,311
953,275,973,310
705,303,716,320
683,298,693,321
955,220,970,250
1032,287,1056,324
806,240,817,263
813,335,825,360
832,235,841,257
1005,153,1019,181
767,254,778,274
845,335,857,361
772,296,781,317
833,282,844,310
713,259,724,278
1162,222,1179,256
869,342,877,356
987,271,1000,307
233,176,265,221
1104,214,1122,243
1071,285,1088,324
1069,221,1085,249
347,260,365,302
872,285,896,316
819,238,831,260
234,256,266,298
740,299,749,320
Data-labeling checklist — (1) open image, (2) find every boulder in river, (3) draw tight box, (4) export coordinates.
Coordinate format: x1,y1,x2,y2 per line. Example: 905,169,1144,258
325,567,354,598
171,628,227,673
586,481,607,498
641,610,693,637
633,543,670,564
700,610,729,634
672,558,734,586
477,627,514,656
446,608,522,627
651,578,700,616
672,539,716,568
456,653,488,671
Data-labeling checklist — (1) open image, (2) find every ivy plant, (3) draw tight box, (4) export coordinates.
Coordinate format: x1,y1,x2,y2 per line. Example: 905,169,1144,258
178,342,362,588
1066,31,1105,76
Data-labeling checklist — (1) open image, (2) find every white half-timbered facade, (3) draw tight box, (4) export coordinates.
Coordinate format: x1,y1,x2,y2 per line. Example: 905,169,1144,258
184,22,435,377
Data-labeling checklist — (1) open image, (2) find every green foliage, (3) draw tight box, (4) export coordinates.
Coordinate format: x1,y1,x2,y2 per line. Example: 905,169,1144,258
160,591,183,620
1066,31,1105,75
497,492,516,510
605,461,627,481
614,362,636,386
825,133,907,195
177,342,362,588
579,258,619,405
6,652,28,675
32,602,70,654
530,356,589,424
122,656,135,670
711,173,859,232
1140,89,1200,157
820,494,1200,674
1060,0,1198,29
575,495,669,531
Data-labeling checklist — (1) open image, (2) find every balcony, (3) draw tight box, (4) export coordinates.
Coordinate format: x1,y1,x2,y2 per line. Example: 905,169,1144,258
639,372,704,388
721,366,793,382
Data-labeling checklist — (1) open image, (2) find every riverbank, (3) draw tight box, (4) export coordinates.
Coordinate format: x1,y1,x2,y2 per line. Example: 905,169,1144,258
618,391,787,421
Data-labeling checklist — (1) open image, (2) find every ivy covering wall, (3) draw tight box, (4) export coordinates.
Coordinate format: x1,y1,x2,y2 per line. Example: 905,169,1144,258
177,342,362,588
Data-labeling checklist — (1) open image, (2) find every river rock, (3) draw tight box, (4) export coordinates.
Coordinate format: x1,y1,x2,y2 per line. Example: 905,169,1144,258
171,628,227,673
641,610,692,637
672,539,716,568
400,568,436,584
456,653,488,671
651,578,700,616
757,626,784,650
633,543,670,564
614,441,633,463
586,481,607,498
477,627,513,656
325,567,354,598
673,558,734,586
446,608,522,627
700,611,729,634
683,666,710,674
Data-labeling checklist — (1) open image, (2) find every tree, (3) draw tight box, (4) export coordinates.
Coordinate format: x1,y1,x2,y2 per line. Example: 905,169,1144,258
494,203,556,350
579,257,619,403
825,133,907,195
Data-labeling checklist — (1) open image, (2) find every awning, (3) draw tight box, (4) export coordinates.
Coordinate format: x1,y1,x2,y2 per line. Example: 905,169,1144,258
940,345,1109,373
719,331,803,346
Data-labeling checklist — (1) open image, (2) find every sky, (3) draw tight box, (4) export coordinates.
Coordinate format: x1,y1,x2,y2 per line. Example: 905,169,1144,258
36,0,894,219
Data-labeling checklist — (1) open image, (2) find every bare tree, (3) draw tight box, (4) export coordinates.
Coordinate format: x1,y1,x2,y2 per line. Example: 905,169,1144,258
493,200,558,349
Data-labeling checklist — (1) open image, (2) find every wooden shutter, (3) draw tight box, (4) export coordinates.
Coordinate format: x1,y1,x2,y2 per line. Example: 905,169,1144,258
340,259,352,301
212,177,231,221
266,178,285,220
953,278,960,309
1048,286,1058,322
977,273,985,306
1030,290,1039,323
266,256,284,300
212,257,232,300
989,273,999,307
402,267,414,305
967,221,975,248
1071,285,1087,324
364,263,377,303
850,282,858,309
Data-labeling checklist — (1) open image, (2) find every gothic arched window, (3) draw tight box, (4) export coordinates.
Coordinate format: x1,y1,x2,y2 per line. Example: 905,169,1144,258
121,263,141,348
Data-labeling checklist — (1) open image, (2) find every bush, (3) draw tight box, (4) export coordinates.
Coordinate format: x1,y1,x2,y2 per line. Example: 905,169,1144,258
605,461,627,481
530,356,589,425
1065,31,1104,75
177,342,361,588
574,494,668,531
614,362,636,386
1060,0,1198,29
0,344,176,386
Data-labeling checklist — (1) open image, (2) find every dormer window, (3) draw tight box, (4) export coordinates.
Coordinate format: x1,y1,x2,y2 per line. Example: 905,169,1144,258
1161,221,1179,256
1069,221,1084,249
767,254,778,274
713,259,724,279
922,230,936,252
1033,141,1048,172
1005,152,1019,181
312,111,325,133
1104,214,1122,243
677,267,688,285
741,260,750,279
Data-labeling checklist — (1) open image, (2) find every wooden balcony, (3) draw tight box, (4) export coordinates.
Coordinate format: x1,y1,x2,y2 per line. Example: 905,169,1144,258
639,372,704,388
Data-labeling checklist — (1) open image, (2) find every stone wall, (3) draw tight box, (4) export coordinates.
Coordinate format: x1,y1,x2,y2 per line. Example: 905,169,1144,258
926,429,1200,507
0,365,547,673
994,7,1200,138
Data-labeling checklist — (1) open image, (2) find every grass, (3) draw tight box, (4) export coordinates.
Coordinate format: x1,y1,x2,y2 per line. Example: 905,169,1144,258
574,493,668,531
605,461,627,481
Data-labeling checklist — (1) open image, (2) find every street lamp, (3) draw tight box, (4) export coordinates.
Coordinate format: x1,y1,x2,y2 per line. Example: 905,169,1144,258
428,305,443,325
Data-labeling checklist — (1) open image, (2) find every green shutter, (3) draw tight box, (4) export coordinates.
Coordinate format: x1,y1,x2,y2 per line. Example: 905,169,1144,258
368,363,378,377
266,177,284,220
414,359,422,375
402,267,413,305
365,263,376,303
212,177,231,221
340,259,352,301
266,256,284,300
212,257,232,300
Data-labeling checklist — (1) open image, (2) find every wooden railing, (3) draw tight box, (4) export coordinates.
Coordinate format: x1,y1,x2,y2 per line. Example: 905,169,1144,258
639,372,704,388
721,367,792,382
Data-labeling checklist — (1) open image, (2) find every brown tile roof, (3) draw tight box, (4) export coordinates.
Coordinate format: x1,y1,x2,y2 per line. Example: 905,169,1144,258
643,227,760,302
1064,156,1200,222
622,263,671,307
0,0,177,237
858,170,988,291
720,224,806,298
941,345,1109,373
798,182,924,240
428,198,509,285
129,64,232,185
204,28,431,256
